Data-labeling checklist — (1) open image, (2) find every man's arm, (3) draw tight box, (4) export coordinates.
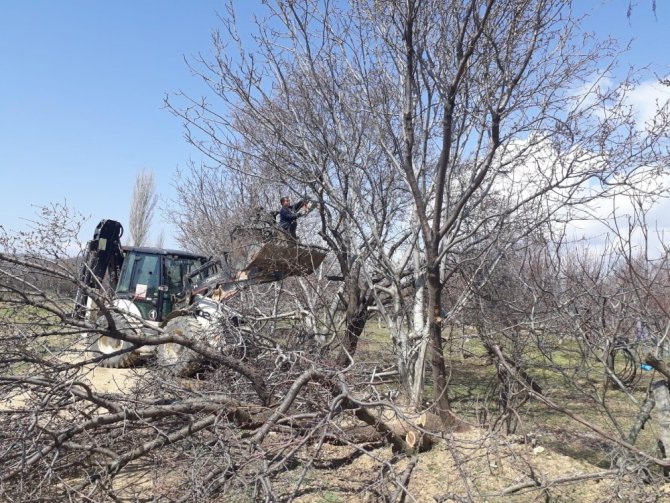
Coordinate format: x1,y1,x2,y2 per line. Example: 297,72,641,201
293,199,315,215
280,206,298,223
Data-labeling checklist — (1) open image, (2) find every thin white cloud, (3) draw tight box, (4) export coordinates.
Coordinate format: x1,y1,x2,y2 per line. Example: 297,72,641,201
626,77,670,130
491,131,670,257
564,172,670,256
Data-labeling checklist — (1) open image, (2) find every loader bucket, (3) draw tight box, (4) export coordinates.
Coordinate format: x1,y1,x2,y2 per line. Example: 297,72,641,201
229,225,327,280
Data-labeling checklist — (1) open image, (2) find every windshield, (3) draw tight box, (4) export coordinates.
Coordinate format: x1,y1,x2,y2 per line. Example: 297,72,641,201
116,251,206,300
116,252,161,300
164,256,206,295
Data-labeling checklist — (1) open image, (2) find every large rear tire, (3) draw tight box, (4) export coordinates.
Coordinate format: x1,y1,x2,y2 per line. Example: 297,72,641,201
90,313,141,368
157,317,205,377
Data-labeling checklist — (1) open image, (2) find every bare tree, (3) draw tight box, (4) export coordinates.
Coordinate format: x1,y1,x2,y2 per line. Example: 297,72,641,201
128,169,158,247
153,228,165,249
166,0,669,430
0,207,441,501
3,204,670,503
165,9,407,368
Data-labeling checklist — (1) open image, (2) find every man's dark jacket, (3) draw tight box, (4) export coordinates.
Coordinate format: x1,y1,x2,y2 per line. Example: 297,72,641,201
279,200,305,238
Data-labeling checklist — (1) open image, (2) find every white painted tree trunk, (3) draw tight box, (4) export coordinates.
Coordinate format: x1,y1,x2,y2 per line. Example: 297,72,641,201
652,380,670,464
410,245,428,406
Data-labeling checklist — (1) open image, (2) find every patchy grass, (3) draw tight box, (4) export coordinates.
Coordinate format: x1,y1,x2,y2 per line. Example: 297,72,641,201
354,323,664,471
1,301,81,373
5,314,668,501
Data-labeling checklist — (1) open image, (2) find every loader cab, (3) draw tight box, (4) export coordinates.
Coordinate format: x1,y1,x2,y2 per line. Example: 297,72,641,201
114,247,207,323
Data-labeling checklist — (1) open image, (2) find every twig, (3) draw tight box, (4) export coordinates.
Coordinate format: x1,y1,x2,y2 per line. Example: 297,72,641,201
485,469,618,497
391,456,418,503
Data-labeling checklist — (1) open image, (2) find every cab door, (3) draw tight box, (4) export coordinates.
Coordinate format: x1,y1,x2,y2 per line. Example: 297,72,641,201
115,251,162,321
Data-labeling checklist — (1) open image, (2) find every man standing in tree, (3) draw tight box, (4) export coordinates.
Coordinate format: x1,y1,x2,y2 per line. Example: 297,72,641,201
279,196,308,239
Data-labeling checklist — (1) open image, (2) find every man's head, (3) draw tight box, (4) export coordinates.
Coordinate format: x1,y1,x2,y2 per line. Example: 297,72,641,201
280,196,291,207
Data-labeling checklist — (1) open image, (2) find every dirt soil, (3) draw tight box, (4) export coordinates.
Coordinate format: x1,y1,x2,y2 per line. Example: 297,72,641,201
6,352,668,502
270,429,669,502
2,359,145,411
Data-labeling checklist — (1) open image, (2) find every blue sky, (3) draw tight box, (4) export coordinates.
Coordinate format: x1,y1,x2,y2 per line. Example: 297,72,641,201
0,1,668,251
0,0,244,248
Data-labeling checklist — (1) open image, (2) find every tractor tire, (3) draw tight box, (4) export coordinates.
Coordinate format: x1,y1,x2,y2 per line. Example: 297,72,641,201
157,316,205,377
90,313,141,368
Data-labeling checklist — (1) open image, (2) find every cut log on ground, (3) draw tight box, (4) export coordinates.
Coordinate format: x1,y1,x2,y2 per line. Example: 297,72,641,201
378,408,436,453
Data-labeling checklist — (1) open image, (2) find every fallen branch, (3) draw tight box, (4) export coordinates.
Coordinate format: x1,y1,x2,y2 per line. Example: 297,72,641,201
249,368,321,444
645,354,670,380
483,469,618,497
390,456,418,503
347,402,411,454
1,396,261,482
89,413,218,483
316,373,417,455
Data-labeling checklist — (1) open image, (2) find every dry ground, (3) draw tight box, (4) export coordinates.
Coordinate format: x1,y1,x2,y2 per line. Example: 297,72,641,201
95,421,670,502
70,364,670,500
4,327,670,502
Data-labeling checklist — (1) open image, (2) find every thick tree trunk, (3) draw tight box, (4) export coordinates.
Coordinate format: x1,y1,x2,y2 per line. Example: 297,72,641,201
337,310,368,367
336,279,370,367
410,247,428,405
426,265,453,424
410,325,429,405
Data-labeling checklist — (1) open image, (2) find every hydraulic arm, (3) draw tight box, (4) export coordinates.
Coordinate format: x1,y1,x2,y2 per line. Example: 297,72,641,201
72,219,124,319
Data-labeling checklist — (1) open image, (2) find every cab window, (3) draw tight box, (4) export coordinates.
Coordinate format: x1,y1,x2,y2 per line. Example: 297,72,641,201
116,253,161,299
164,256,206,295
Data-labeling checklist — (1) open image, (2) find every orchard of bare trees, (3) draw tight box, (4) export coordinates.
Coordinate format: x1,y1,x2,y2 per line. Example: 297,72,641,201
2,1,670,501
